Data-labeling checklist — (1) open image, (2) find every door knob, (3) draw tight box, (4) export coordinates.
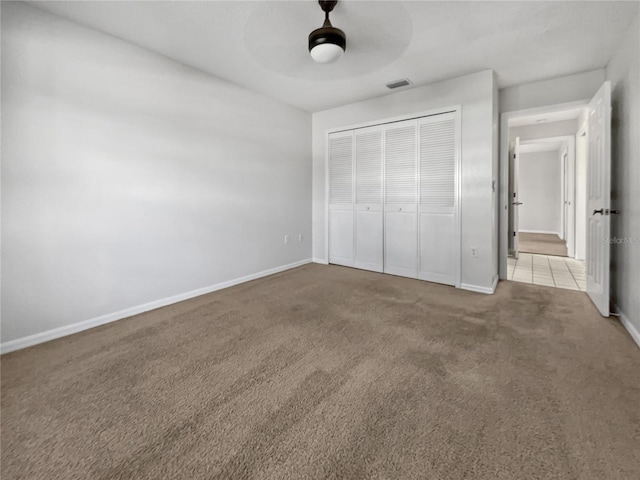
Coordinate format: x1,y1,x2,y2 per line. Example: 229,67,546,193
512,202,523,206
593,209,604,215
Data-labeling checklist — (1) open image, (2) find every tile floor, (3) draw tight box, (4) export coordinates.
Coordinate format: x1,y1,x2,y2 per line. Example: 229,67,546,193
507,253,586,291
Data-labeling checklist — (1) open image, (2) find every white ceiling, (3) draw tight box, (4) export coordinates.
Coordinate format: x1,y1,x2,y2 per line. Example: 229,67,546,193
29,0,639,112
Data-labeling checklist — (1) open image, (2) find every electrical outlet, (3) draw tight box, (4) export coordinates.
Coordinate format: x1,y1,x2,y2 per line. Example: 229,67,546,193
471,247,478,257
284,234,290,244
298,234,304,243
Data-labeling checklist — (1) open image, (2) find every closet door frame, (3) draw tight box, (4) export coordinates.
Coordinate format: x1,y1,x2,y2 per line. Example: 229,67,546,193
325,105,461,284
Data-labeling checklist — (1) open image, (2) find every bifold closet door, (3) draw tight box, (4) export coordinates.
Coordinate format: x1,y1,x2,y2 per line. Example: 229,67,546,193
418,112,459,286
328,131,354,266
384,119,418,278
354,126,384,272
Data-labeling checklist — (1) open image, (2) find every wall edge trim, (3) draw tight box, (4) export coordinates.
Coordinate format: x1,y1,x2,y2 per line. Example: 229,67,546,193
461,279,498,295
1,258,313,354
617,305,640,350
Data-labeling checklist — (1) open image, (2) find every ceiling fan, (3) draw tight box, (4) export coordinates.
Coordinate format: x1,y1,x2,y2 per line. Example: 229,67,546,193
308,0,346,63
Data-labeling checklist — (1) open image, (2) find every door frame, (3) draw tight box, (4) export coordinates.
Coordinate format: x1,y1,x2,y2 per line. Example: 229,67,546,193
325,105,462,287
499,101,588,279
562,149,568,240
574,121,588,260
508,137,520,257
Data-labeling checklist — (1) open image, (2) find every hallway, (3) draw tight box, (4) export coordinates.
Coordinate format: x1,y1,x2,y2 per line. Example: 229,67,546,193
518,232,568,257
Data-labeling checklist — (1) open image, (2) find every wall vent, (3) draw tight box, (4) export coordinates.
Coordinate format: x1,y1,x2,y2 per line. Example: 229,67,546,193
385,78,412,90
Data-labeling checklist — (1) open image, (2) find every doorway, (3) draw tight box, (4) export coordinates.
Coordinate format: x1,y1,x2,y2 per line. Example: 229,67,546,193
500,82,612,316
501,103,588,289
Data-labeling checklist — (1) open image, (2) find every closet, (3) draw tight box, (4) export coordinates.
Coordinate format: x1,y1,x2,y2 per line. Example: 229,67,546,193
328,109,460,287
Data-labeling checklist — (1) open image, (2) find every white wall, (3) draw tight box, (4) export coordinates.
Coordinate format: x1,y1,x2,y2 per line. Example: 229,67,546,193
509,119,578,143
499,69,605,113
518,151,562,235
606,13,640,344
313,70,496,291
1,3,312,346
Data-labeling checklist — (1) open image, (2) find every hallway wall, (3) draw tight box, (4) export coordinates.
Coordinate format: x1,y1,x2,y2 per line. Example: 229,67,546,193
518,151,562,235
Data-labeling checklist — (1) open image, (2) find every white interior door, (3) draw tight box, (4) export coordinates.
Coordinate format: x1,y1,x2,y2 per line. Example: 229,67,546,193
328,131,354,266
586,81,611,317
510,137,522,257
417,112,459,286
384,119,418,278
354,126,383,272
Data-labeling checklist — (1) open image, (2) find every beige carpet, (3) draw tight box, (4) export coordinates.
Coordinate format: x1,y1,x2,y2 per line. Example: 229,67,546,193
519,232,568,256
2,264,639,480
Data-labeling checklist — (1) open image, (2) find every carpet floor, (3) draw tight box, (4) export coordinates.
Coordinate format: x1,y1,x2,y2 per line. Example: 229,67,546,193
519,232,568,256
2,264,639,480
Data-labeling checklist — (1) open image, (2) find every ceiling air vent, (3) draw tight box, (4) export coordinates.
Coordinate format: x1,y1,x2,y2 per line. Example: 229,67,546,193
386,78,412,90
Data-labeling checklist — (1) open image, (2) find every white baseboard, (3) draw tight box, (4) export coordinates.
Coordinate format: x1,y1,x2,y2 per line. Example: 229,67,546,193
0,258,312,354
616,305,640,349
312,257,329,265
461,277,498,295
519,229,561,236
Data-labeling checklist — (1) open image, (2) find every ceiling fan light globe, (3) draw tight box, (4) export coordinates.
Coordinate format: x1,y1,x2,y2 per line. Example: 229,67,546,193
310,43,344,63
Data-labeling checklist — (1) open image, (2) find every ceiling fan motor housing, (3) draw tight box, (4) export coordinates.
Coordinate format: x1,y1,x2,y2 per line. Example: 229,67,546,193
309,0,346,63
308,25,346,52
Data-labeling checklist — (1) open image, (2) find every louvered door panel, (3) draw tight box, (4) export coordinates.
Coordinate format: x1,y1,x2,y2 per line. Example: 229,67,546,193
328,131,354,266
356,129,383,205
418,112,459,286
420,118,456,209
329,135,353,205
384,120,418,279
354,126,383,272
385,125,417,205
